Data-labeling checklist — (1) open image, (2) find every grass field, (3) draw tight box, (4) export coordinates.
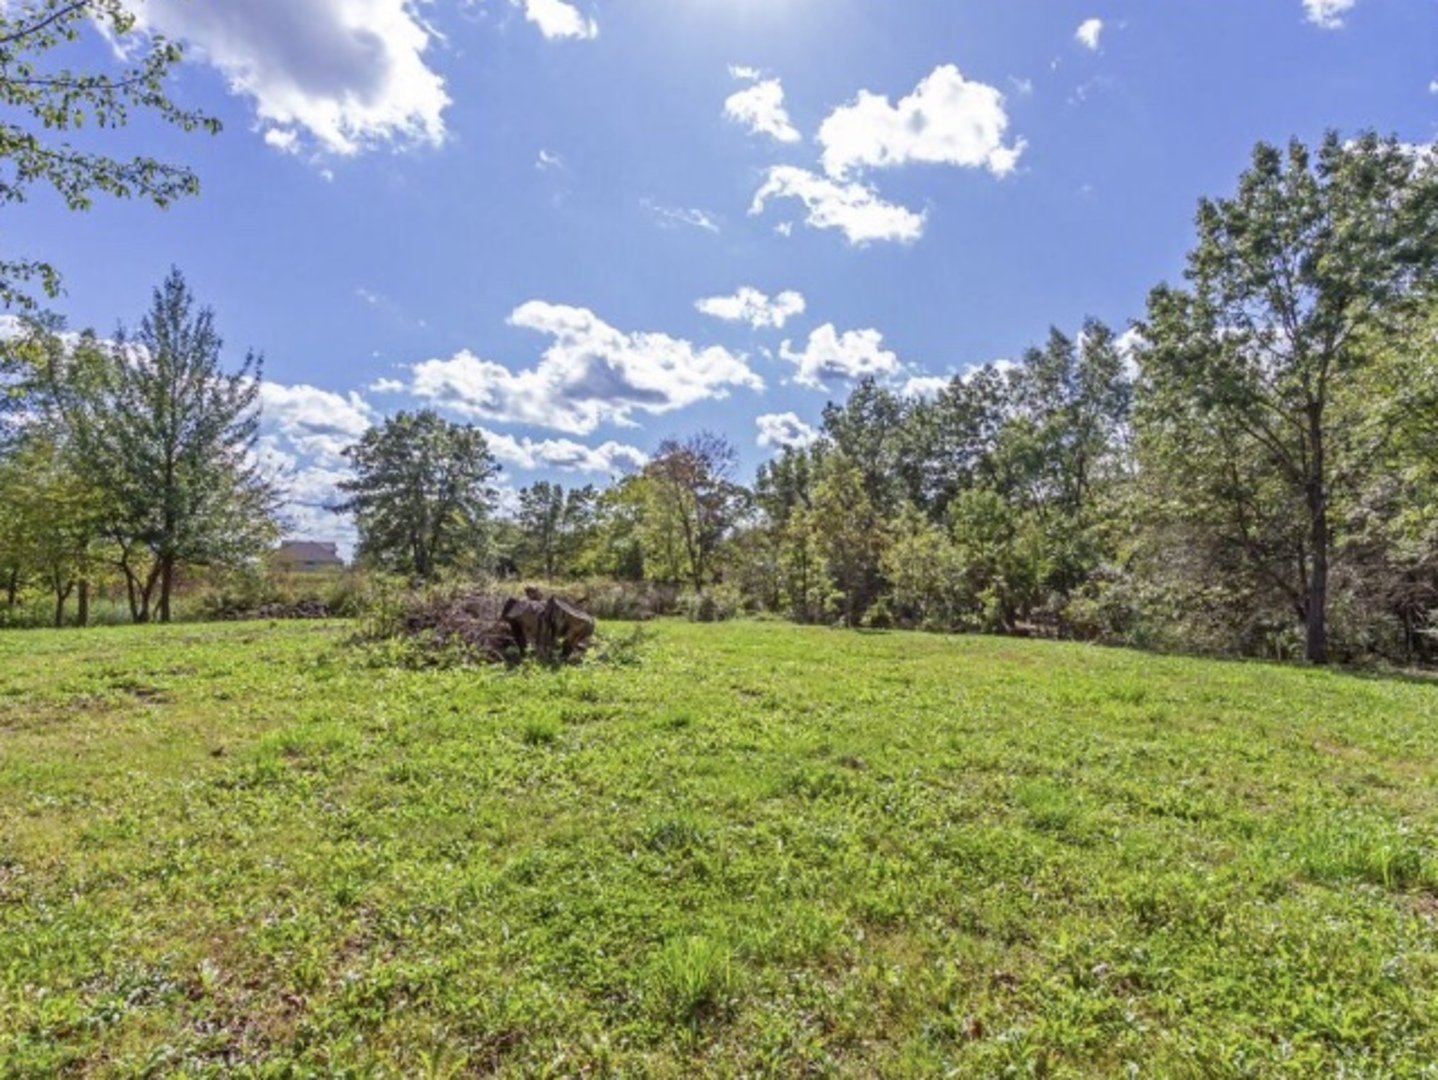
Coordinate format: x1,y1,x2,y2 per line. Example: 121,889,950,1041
1,620,1436,1077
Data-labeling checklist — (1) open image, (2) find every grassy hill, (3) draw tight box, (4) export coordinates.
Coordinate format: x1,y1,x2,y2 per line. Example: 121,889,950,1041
1,620,1436,1077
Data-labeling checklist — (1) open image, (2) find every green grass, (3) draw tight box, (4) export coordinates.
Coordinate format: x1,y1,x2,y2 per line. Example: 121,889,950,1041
1,620,1436,1077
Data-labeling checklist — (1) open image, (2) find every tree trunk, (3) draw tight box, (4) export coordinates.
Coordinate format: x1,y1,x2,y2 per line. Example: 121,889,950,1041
1306,507,1328,664
135,560,163,624
4,569,16,609
76,579,89,628
158,557,174,624
1305,405,1329,665
52,578,73,629
682,516,702,594
125,567,141,622
121,551,150,623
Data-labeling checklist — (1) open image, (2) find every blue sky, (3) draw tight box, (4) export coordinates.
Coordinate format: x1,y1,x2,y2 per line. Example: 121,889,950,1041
14,0,1438,545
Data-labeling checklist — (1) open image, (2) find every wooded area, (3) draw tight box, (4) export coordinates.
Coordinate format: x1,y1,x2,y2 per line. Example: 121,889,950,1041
3,133,1436,665
496,134,1438,666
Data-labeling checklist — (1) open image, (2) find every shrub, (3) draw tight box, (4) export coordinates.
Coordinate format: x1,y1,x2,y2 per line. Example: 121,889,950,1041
681,589,738,623
584,581,680,621
194,565,379,622
863,596,894,630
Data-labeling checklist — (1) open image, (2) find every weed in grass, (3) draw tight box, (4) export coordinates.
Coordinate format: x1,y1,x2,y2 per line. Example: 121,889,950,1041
560,703,620,726
642,814,709,855
1015,778,1087,837
647,935,736,1030
588,623,653,666
658,708,693,731
520,715,561,746
1293,820,1434,890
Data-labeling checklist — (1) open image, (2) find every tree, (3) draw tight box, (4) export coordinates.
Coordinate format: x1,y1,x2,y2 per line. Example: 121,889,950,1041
2,317,114,625
998,322,1132,601
337,409,500,580
1138,132,1438,663
753,444,825,620
1,0,219,308
1,311,65,449
514,481,565,578
1007,323,1131,518
580,475,646,581
640,431,745,592
71,269,279,622
947,486,1046,634
0,452,31,612
1326,295,1438,660
7,431,103,626
513,481,598,579
882,502,965,629
820,378,910,516
903,364,1009,520
808,450,885,627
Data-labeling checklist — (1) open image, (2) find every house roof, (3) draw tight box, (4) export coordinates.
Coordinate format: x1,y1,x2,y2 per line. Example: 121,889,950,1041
274,540,343,564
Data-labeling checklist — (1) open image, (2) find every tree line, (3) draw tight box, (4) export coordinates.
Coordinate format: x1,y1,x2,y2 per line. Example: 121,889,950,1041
3,5,1432,664
3,132,1435,666
480,133,1437,665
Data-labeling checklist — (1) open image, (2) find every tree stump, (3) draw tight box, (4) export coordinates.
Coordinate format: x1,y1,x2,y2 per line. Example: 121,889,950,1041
502,593,596,661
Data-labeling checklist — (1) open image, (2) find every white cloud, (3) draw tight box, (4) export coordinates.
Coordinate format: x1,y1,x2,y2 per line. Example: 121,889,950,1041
817,64,1025,180
1075,18,1104,50
536,149,563,170
724,76,802,144
256,382,376,554
1114,326,1147,379
1429,80,1437,94
643,199,722,233
750,166,925,245
485,433,648,474
256,377,647,549
756,412,819,450
1067,76,1112,107
696,287,806,330
257,438,356,548
263,127,300,154
516,0,597,40
259,382,374,462
1303,0,1356,28
131,0,450,156
401,301,763,434
1398,142,1436,168
901,375,950,398
780,324,901,388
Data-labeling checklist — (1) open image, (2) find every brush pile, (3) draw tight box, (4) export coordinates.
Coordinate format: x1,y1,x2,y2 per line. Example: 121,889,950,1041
355,586,595,666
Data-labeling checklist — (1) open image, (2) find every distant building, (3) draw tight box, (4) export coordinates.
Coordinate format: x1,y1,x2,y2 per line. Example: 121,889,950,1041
272,540,345,572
